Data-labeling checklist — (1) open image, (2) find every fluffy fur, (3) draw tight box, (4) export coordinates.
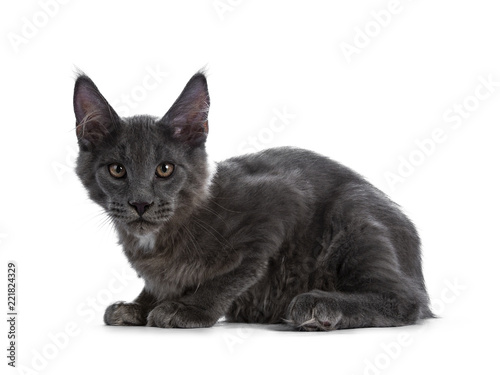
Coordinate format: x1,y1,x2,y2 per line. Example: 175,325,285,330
74,71,433,331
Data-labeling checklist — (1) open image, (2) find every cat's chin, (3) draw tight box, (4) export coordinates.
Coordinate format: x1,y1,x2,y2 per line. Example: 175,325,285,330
126,218,162,235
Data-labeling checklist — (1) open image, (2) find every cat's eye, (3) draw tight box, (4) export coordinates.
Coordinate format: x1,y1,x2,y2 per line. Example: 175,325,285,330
156,163,174,178
109,163,127,178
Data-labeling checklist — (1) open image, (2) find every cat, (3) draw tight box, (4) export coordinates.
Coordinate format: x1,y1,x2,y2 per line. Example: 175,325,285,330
73,71,433,331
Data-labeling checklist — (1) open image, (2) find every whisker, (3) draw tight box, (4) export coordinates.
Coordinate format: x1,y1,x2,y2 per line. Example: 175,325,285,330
181,223,199,257
198,205,227,224
191,217,234,252
206,198,243,214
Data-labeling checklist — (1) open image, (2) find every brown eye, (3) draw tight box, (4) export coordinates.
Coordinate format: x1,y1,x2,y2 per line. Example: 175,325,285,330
109,163,126,178
156,163,174,178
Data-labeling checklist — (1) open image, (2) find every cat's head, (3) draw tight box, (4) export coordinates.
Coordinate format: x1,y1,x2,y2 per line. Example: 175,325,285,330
73,71,210,235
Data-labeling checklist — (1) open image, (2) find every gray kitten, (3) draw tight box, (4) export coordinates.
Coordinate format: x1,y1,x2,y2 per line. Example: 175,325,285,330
73,71,433,331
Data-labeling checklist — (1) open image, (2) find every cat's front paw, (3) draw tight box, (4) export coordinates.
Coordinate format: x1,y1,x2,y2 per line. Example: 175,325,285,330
146,302,218,328
104,302,147,326
285,290,343,331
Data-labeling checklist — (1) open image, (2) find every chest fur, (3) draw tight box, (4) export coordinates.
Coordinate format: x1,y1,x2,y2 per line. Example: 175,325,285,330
123,229,238,301
127,239,207,300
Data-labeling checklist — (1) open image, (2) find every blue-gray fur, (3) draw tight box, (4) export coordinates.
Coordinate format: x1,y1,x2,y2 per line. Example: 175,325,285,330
74,71,433,331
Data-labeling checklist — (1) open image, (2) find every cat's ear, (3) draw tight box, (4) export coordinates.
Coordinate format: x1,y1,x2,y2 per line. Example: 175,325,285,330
73,74,120,151
160,72,210,147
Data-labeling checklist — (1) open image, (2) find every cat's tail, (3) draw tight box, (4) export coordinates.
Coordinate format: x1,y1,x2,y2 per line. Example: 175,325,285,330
419,304,436,319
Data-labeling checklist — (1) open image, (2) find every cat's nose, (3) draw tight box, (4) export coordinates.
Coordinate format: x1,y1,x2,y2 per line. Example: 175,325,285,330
129,201,153,216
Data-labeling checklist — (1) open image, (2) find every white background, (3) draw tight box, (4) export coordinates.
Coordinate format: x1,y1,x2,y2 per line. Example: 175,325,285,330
1,0,499,374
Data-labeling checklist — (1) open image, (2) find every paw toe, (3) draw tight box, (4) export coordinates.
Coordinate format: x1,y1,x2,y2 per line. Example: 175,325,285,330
104,302,146,326
286,292,342,331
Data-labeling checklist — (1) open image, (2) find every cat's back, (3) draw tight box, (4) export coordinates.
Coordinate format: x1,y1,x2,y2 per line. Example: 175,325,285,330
210,146,404,230
220,146,338,172
213,146,363,196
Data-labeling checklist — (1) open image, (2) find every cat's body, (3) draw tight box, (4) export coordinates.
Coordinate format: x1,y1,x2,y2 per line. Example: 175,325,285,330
74,71,432,331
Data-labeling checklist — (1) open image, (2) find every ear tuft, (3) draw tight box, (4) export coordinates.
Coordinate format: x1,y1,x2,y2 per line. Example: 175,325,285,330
73,74,119,150
160,72,210,147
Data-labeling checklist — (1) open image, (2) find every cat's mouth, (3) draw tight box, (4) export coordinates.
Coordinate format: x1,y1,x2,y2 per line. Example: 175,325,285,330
127,218,160,234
